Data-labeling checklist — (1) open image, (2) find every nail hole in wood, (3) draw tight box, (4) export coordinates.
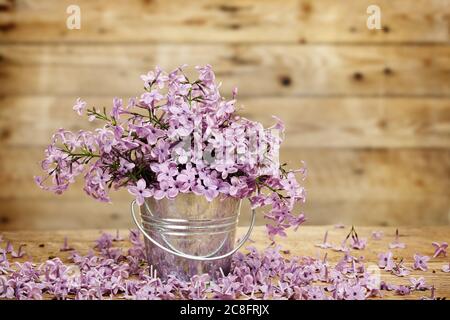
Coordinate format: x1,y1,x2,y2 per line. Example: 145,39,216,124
218,5,240,13
352,72,364,81
0,216,10,224
279,75,292,87
377,119,388,128
0,128,11,141
228,23,241,30
383,67,393,75
0,22,16,32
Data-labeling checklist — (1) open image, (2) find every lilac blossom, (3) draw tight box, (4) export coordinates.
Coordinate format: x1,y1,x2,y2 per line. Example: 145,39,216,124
389,229,406,249
73,98,87,116
413,254,430,271
287,213,306,232
431,242,447,258
344,284,366,300
5,241,13,254
141,67,168,90
141,90,164,108
35,65,307,238
315,231,332,249
441,263,450,273
410,277,430,291
378,251,395,271
350,237,367,250
391,259,410,277
395,285,411,296
60,237,74,252
11,245,26,258
111,98,123,119
95,233,114,250
371,231,383,240
128,179,152,206
332,239,349,253
266,225,287,241
380,281,396,291
175,164,197,192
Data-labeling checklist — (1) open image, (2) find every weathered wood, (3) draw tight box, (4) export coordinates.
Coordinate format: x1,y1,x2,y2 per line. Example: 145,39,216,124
0,44,449,96
1,197,449,231
1,96,449,148
0,0,447,44
0,199,132,230
1,147,448,201
1,226,449,299
0,147,450,200
0,146,448,229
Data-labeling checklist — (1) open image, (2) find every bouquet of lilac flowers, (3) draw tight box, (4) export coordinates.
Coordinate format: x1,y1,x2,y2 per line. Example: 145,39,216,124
35,65,306,239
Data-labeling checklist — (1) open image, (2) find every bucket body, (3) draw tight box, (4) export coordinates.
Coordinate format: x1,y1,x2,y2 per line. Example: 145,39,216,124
139,193,241,281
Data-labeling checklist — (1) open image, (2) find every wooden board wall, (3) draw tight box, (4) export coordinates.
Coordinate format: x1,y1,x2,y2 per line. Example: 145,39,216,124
0,0,449,230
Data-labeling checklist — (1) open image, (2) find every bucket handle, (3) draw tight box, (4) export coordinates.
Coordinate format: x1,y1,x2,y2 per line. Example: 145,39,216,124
140,199,230,258
131,199,256,261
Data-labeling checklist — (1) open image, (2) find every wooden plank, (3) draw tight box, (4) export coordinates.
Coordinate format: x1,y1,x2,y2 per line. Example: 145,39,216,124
0,199,132,230
2,226,450,299
0,0,447,44
1,197,448,231
300,199,450,226
1,147,448,202
0,44,449,96
1,96,449,148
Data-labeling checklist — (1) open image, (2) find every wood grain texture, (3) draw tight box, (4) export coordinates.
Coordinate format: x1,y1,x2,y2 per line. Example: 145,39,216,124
1,226,449,299
0,147,448,230
1,147,449,200
0,44,449,97
0,0,448,44
1,96,449,148
0,1,448,230
1,198,449,231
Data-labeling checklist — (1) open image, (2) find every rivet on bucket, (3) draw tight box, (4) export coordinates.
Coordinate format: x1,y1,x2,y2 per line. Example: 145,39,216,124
131,193,255,281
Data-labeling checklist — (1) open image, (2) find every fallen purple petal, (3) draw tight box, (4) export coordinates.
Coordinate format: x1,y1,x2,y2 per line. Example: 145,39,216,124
371,231,383,240
350,237,367,250
391,259,410,277
0,231,436,300
395,285,411,296
389,229,406,249
378,251,395,271
431,242,447,258
314,231,332,249
410,277,430,291
5,241,13,254
112,230,124,242
413,254,430,271
60,237,74,252
11,244,26,258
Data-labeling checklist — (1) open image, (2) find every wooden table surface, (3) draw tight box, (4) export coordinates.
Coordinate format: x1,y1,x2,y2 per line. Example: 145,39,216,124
1,226,449,300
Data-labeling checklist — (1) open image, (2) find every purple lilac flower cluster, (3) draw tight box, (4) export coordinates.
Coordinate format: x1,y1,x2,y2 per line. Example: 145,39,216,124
35,65,306,239
0,230,444,300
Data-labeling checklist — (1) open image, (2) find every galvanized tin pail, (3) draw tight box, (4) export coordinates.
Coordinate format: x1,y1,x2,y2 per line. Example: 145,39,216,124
131,193,255,281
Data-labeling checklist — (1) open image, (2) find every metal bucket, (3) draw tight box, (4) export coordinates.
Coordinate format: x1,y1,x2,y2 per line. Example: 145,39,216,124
131,193,255,281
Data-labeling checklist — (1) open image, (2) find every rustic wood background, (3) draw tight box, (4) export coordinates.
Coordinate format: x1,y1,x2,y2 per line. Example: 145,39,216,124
0,0,449,230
